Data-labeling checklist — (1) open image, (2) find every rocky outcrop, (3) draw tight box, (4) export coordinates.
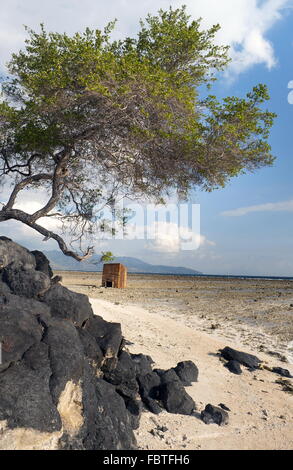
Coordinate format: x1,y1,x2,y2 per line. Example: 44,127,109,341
0,238,199,450
31,250,53,278
220,346,261,370
0,237,36,270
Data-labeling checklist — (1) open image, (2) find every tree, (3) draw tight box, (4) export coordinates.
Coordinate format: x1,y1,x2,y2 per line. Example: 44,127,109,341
0,7,276,260
99,251,115,264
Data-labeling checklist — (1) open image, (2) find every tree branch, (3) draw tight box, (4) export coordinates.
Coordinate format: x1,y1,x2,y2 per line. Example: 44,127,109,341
30,154,69,221
0,208,94,261
4,173,53,209
0,151,40,177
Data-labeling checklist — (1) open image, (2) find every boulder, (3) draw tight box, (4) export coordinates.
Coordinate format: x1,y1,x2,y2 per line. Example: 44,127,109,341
131,353,153,377
173,360,199,385
23,342,52,381
0,294,44,372
225,360,242,375
124,398,143,429
159,368,181,385
42,319,85,404
220,346,261,370
42,284,93,327
141,396,162,415
0,280,11,296
0,240,137,450
2,263,50,298
77,328,104,367
91,379,136,450
102,351,138,399
84,315,122,357
137,372,162,414
0,239,206,450
31,250,53,278
271,367,292,378
0,237,36,269
201,404,229,426
159,380,196,415
0,362,61,432
137,371,161,399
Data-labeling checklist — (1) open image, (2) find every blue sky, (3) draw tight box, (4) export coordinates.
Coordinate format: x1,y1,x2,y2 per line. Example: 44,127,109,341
196,8,293,276
1,0,293,275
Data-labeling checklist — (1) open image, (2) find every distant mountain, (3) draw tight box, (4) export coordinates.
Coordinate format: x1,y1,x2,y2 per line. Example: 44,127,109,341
43,250,202,275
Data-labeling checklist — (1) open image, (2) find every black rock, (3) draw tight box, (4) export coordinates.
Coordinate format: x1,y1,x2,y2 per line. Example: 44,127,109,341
130,353,153,377
137,372,161,400
101,356,118,374
84,315,122,358
0,294,44,372
225,360,242,375
92,379,137,450
159,426,168,432
218,403,231,411
0,362,61,432
124,397,143,429
137,372,162,413
42,319,85,403
0,239,139,450
173,360,199,385
0,238,208,449
77,328,104,367
103,351,138,399
159,368,181,385
0,237,36,270
31,250,53,278
23,342,52,381
201,404,229,426
2,263,50,298
220,346,261,370
42,284,93,327
271,367,292,378
142,396,163,415
159,381,196,415
0,280,11,296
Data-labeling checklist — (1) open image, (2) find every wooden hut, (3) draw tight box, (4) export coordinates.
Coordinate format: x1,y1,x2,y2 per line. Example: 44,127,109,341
102,263,127,288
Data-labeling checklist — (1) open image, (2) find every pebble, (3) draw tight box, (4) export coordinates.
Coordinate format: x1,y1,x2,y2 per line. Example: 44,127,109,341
158,426,168,433
218,403,231,411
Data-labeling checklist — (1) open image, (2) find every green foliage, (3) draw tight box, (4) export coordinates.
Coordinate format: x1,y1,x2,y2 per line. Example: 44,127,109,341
100,251,115,263
0,6,276,242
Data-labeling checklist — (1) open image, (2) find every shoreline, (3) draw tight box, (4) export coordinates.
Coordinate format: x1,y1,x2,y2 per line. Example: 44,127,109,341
89,296,293,450
58,271,293,449
58,271,293,364
54,269,293,281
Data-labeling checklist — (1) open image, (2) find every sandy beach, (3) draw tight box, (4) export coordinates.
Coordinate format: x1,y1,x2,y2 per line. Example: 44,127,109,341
59,271,293,450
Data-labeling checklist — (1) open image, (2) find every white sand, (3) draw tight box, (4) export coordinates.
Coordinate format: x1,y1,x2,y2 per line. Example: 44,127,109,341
89,298,293,450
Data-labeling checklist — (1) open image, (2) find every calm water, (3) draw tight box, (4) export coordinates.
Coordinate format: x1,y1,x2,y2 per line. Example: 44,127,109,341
140,273,293,281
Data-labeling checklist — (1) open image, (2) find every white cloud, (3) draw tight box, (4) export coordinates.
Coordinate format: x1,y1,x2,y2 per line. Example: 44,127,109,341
221,199,293,216
142,221,215,253
0,0,291,75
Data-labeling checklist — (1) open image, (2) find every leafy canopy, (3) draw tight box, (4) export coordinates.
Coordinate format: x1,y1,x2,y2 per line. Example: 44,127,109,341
0,6,276,259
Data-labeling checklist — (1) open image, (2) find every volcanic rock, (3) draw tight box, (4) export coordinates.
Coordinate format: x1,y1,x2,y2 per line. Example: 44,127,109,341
201,404,229,426
220,346,261,370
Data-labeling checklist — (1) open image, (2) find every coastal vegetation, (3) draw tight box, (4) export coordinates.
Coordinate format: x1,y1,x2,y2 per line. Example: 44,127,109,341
0,7,276,259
